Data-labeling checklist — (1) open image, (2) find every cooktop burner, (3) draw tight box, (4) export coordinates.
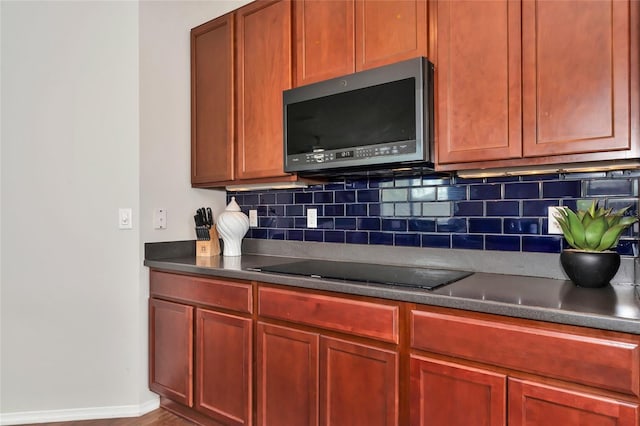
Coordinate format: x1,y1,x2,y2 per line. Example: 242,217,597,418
258,260,472,290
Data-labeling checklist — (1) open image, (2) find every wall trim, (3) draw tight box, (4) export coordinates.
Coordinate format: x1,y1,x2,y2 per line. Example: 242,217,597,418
0,398,159,425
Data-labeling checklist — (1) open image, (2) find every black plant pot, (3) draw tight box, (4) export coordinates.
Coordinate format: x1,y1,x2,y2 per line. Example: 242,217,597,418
560,250,620,288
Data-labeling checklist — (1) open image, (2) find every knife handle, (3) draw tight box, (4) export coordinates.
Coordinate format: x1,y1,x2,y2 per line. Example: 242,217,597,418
206,208,213,228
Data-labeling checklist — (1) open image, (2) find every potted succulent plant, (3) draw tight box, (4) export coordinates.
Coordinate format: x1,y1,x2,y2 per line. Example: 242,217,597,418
554,200,638,288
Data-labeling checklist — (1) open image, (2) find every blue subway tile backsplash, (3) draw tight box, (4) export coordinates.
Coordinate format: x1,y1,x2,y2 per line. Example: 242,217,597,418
469,184,501,200
485,235,521,251
468,218,502,234
542,180,582,198
486,200,519,216
229,171,639,256
585,179,636,197
454,201,484,216
522,199,558,216
504,182,539,199
452,234,484,250
422,234,451,248
408,218,436,233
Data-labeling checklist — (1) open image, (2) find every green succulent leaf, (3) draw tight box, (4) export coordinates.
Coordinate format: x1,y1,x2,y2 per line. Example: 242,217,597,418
566,209,587,249
614,206,631,216
581,212,593,228
584,217,607,250
554,209,578,249
607,215,621,227
618,216,639,227
587,201,597,219
562,229,577,248
595,224,627,251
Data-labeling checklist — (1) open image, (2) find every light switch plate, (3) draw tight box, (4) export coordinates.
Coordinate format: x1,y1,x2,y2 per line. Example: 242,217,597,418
548,206,564,234
119,208,133,229
153,208,167,229
307,208,317,228
249,209,258,227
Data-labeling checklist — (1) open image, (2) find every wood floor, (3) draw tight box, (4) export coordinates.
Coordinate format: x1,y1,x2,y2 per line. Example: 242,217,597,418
19,409,195,426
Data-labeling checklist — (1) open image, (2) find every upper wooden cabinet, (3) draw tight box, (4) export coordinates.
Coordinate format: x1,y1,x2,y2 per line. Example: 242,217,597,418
192,0,640,183
236,0,293,180
433,0,522,165
294,0,427,86
191,14,234,184
521,0,633,158
191,1,304,187
355,0,428,72
436,0,640,170
295,0,354,86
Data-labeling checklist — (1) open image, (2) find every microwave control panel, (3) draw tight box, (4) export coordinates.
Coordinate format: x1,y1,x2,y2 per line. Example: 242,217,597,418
288,140,417,166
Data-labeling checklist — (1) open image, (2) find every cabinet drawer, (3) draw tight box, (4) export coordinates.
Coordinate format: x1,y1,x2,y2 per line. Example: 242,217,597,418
150,270,252,314
258,286,399,343
411,309,640,396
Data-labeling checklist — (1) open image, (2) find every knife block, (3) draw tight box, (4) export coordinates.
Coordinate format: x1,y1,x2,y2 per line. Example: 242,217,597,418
196,225,221,257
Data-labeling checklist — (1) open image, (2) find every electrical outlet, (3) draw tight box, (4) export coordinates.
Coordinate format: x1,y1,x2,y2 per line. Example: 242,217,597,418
548,206,564,234
153,208,167,229
249,209,258,227
307,208,317,228
119,208,133,229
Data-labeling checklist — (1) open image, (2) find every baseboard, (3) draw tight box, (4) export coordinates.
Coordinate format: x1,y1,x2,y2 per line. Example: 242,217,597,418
0,397,160,425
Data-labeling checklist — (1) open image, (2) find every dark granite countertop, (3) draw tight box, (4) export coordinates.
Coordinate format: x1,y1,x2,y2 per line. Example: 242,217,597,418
144,241,640,335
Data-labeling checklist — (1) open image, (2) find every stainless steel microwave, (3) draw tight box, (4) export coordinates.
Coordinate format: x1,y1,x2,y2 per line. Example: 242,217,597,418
283,57,434,176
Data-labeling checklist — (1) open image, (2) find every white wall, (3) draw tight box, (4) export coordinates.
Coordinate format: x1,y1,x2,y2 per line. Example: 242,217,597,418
137,0,249,409
1,0,248,423
1,0,142,420
139,0,251,244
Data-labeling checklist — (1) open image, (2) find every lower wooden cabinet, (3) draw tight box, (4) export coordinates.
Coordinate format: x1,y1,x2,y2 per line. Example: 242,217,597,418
410,306,640,426
149,271,253,425
257,319,399,426
410,356,506,426
196,309,252,426
149,298,194,407
257,323,319,426
321,336,398,426
509,379,638,426
410,356,639,426
149,270,640,426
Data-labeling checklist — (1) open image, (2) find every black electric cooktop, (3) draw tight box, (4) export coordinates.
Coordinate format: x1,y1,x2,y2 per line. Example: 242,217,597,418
257,259,472,290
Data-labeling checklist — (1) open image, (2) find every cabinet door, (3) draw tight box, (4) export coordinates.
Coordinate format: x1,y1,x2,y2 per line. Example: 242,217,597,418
522,0,634,158
149,298,194,407
195,308,252,426
321,336,398,426
410,356,506,426
509,379,638,426
435,0,522,164
355,0,428,71
236,0,293,180
191,14,234,185
257,323,319,426
295,0,354,86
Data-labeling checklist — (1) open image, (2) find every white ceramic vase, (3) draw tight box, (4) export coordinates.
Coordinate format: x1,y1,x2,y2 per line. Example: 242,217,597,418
216,197,249,257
